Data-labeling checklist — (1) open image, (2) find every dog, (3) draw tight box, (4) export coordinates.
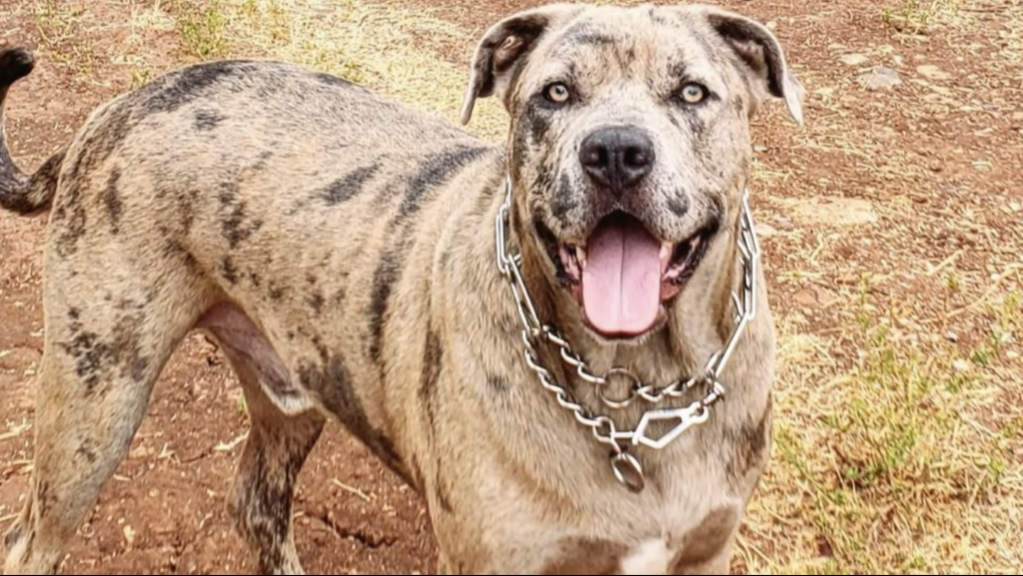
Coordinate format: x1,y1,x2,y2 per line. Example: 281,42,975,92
0,2,803,574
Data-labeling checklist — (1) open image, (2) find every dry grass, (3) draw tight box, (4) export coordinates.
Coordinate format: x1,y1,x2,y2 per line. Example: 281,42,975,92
742,284,1022,574
881,0,963,35
166,0,510,140
7,0,1022,574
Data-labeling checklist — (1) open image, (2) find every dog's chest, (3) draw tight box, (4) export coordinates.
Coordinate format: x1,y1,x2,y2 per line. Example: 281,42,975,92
526,478,743,575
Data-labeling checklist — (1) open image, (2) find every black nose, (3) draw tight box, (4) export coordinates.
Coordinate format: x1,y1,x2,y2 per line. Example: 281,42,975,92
579,126,655,191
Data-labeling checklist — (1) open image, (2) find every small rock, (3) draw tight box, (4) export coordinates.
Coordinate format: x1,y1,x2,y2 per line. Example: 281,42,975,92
916,64,951,80
123,525,136,547
840,53,869,66
755,223,777,237
952,359,970,372
753,144,768,152
945,331,958,343
857,67,901,91
766,21,777,30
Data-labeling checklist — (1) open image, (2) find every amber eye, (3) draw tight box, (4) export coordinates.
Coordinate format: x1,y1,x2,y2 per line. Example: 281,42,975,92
544,82,571,104
679,83,707,104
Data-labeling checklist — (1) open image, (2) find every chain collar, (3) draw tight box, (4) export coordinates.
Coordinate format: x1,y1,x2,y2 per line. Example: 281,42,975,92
494,177,762,493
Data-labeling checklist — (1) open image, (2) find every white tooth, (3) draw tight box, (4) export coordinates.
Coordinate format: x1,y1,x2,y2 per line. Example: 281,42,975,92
659,242,672,262
576,245,587,269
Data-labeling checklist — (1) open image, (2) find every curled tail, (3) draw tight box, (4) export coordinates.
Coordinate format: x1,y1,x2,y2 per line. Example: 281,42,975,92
0,47,63,216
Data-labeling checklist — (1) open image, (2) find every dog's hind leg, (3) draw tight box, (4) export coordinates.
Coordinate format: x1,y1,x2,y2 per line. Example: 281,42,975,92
200,307,324,575
2,254,213,575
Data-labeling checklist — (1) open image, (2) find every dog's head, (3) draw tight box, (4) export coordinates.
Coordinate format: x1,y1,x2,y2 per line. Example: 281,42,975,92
461,3,803,342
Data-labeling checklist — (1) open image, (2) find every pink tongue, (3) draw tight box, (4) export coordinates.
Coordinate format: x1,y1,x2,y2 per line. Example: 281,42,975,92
582,218,663,336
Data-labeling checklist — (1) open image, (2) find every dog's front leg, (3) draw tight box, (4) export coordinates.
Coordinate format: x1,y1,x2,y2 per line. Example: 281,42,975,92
220,346,325,576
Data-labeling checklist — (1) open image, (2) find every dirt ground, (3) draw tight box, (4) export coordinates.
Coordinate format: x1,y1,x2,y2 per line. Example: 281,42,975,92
0,0,1020,574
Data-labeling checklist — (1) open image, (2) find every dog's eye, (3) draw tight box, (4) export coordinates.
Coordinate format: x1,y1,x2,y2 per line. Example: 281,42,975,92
544,83,571,105
679,83,707,105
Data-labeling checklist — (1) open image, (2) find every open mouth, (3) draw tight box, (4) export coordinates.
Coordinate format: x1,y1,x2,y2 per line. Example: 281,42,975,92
538,211,717,339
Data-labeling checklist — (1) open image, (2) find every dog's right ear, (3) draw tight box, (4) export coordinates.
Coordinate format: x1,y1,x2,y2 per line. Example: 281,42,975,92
459,3,583,125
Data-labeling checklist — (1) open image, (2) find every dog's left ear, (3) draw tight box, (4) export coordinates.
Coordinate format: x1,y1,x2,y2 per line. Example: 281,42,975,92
460,3,584,125
695,5,805,126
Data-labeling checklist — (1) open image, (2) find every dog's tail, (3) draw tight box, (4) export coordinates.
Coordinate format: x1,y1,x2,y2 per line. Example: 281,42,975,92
0,47,63,216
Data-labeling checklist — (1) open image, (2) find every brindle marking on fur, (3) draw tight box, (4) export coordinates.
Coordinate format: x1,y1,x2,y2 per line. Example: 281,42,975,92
669,506,739,572
174,189,199,234
398,146,490,221
368,250,401,363
220,256,240,285
320,161,382,207
75,439,98,465
308,292,325,315
649,6,670,26
255,75,287,100
331,280,347,307
551,172,576,220
61,309,108,394
297,356,412,485
194,109,224,131
140,61,251,115
51,179,88,257
59,304,150,397
312,72,362,90
101,168,123,234
486,374,510,393
268,282,286,302
217,181,264,249
229,412,324,575
419,328,443,432
667,193,689,217
162,238,200,272
34,481,52,521
540,537,629,575
111,311,151,385
523,103,551,148
367,145,490,363
238,448,292,572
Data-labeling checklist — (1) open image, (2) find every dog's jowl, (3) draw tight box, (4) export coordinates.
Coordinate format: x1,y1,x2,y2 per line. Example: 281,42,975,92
0,2,803,574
